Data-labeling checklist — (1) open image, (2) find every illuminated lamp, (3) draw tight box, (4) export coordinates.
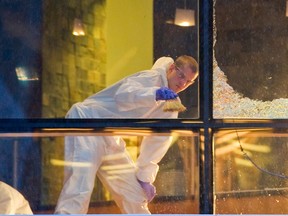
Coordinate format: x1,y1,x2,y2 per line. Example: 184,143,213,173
175,8,195,27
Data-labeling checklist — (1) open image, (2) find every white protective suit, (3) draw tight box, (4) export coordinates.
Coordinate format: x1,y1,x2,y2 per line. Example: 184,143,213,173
55,57,178,214
0,181,33,215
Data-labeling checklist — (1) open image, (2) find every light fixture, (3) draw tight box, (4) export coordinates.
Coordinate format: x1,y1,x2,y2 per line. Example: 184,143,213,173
175,9,195,27
15,66,39,81
174,0,195,27
286,0,288,17
72,0,85,36
72,18,85,36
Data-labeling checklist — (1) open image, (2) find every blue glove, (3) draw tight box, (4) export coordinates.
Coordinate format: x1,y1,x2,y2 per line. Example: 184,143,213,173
156,87,178,101
138,179,156,202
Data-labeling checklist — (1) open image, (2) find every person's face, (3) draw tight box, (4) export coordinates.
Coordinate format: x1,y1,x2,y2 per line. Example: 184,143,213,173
167,63,198,93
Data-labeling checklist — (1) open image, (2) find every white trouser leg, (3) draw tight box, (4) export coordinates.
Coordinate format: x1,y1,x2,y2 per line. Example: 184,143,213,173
55,103,150,213
97,141,150,214
55,135,150,214
55,135,105,214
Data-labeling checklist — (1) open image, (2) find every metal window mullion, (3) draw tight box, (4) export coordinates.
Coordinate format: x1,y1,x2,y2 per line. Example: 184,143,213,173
199,0,214,214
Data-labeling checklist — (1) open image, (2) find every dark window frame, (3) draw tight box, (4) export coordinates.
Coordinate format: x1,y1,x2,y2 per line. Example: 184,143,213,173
1,0,287,214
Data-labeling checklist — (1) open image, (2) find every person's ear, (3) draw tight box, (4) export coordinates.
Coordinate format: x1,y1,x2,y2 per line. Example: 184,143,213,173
167,63,175,74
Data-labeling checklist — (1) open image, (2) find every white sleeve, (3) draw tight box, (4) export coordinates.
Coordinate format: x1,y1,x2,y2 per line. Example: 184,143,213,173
113,57,173,112
114,72,161,112
135,135,173,183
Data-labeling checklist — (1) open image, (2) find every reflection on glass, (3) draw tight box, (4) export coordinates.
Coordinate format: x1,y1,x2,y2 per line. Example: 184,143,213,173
15,66,39,81
214,128,288,214
0,130,199,214
174,9,195,27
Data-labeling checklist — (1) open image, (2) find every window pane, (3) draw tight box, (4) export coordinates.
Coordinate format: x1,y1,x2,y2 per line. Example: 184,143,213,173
0,129,199,214
213,0,288,119
0,0,199,119
214,128,288,214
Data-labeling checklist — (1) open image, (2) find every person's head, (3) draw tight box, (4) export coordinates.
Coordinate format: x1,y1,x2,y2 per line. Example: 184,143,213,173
166,55,199,93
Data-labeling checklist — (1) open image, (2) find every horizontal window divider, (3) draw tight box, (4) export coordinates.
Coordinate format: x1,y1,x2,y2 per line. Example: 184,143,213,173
212,119,288,129
0,118,204,133
0,119,287,133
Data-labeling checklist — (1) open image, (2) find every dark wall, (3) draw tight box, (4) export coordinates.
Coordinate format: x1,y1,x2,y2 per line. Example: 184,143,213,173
0,0,42,211
0,0,42,118
215,0,288,101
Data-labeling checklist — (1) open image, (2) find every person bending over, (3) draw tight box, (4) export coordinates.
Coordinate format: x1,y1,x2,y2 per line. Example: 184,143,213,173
55,55,199,214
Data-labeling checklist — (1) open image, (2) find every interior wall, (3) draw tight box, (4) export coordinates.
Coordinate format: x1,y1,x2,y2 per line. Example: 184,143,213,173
41,0,107,206
105,0,153,85
42,0,153,117
41,0,153,207
42,0,107,118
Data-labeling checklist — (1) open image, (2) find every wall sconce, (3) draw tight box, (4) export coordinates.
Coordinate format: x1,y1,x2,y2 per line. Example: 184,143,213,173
286,0,288,17
72,18,85,36
174,8,195,27
72,0,85,36
15,66,39,81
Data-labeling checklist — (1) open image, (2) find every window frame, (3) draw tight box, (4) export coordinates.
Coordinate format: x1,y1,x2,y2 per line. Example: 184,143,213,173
1,0,287,214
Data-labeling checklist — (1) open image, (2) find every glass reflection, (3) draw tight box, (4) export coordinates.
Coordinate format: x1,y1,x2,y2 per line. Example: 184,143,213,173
0,0,42,118
0,130,199,214
214,128,288,214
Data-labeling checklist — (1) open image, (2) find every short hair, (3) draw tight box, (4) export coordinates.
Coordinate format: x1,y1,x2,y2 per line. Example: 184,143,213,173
175,55,199,75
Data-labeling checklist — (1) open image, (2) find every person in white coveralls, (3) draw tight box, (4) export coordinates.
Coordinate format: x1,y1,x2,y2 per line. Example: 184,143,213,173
55,55,199,214
0,181,33,214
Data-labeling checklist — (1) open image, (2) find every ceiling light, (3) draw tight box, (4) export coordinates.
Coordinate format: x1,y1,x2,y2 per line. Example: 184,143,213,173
175,8,195,27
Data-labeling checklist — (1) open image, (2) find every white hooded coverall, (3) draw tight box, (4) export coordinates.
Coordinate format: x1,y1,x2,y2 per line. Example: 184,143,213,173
55,57,178,214
0,181,33,214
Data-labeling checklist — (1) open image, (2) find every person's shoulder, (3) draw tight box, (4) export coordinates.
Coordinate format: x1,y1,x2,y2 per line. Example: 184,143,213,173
151,56,174,70
156,56,174,62
0,181,11,191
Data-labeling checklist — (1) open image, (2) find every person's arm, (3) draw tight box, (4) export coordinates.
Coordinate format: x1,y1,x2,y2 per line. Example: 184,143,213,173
136,135,173,183
135,135,173,202
113,56,175,112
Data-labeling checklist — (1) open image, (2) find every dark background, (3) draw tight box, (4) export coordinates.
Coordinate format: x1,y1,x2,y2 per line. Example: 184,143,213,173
215,0,288,101
0,0,42,210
